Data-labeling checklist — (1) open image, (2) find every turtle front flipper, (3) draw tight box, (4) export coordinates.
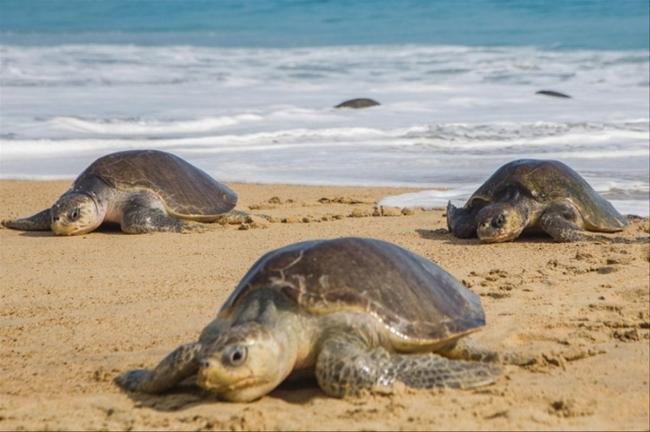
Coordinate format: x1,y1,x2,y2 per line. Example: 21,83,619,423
446,202,478,238
121,207,189,233
2,208,51,231
120,193,190,233
116,342,202,394
315,335,499,398
538,203,588,242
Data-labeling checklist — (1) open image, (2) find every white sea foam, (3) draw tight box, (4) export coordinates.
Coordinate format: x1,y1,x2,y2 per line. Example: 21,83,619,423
379,188,650,216
49,114,263,135
0,44,648,214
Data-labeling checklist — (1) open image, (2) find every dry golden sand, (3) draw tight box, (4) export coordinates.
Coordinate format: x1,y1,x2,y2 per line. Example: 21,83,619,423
1,180,649,431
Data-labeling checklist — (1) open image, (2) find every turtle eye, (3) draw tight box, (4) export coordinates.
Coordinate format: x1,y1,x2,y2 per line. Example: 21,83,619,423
224,345,247,367
68,208,81,221
491,214,506,228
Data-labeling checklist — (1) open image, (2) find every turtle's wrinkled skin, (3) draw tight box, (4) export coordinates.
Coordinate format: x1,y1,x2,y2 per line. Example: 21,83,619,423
116,237,499,401
447,159,628,243
1,150,241,235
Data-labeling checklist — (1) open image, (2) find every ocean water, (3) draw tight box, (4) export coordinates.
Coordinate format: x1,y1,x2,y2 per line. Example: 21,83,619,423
1,1,649,215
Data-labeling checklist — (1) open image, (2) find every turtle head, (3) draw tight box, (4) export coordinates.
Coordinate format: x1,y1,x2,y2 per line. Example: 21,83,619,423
50,192,103,236
197,322,293,402
476,203,526,243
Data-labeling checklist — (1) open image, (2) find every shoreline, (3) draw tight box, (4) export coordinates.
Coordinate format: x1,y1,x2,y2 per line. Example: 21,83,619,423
2,178,647,216
1,180,649,430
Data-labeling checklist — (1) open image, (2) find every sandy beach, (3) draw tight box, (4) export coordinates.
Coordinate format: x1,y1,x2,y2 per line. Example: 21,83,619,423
0,180,648,430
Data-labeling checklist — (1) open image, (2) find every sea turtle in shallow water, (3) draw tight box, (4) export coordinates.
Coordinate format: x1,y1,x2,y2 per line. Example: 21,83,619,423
535,90,572,99
2,150,244,235
334,98,381,109
116,237,499,401
447,159,628,243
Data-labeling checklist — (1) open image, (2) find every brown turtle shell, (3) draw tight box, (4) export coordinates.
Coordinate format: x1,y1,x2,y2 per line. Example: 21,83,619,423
467,159,627,231
76,150,237,219
219,237,485,347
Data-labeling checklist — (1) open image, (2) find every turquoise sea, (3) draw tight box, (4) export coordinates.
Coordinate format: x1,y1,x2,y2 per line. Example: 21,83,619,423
1,0,648,49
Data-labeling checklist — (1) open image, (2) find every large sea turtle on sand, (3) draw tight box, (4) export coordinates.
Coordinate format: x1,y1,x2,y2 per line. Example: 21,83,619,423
116,237,499,401
447,159,628,243
2,150,243,235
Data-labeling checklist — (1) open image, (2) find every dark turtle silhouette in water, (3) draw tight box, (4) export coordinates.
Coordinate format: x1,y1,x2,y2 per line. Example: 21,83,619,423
116,237,499,401
535,90,572,99
447,159,628,243
2,150,244,235
334,98,381,109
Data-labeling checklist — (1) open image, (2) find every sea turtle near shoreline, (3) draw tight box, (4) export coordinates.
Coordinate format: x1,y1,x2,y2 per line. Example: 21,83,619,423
116,237,499,401
1,150,245,235
447,159,628,243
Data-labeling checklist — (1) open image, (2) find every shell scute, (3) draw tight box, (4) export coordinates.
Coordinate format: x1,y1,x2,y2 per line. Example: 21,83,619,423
221,237,485,345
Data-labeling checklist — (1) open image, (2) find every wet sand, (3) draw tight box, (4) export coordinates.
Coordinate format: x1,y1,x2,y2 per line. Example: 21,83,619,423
1,180,648,431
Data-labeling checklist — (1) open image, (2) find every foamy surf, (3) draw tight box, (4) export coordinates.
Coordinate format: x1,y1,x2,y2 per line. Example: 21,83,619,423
379,187,650,217
49,114,263,135
1,44,648,215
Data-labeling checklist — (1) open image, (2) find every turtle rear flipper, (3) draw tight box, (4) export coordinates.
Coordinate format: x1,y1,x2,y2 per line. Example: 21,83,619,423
2,208,51,231
440,337,539,366
439,337,500,363
315,334,499,398
213,209,252,225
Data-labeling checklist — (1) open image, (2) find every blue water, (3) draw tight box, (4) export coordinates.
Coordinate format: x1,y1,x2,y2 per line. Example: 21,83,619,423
1,0,648,49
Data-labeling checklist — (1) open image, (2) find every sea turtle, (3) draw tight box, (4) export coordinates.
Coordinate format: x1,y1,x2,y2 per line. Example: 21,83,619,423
447,159,628,243
1,150,243,235
535,90,572,98
334,98,381,109
116,237,499,401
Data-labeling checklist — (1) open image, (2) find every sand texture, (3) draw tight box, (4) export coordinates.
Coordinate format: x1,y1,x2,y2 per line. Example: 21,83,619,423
1,180,649,431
